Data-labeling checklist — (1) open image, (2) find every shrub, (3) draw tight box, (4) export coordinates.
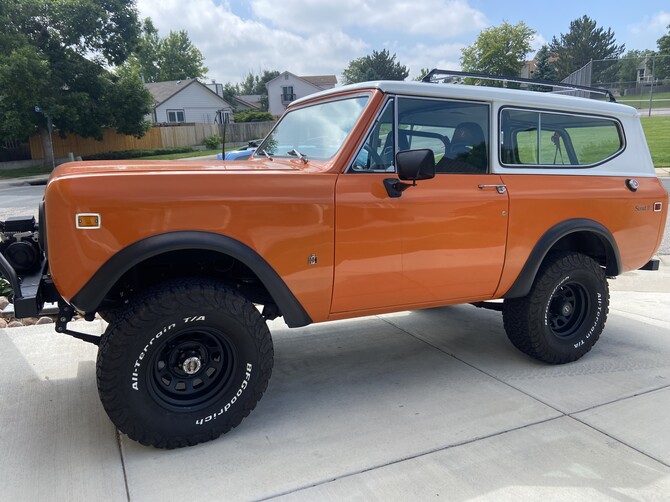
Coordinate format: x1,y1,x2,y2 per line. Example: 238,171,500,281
0,277,12,297
234,111,274,123
82,147,194,160
203,135,222,149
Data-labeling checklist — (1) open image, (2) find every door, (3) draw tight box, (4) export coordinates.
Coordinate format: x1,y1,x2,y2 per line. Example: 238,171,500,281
331,96,509,314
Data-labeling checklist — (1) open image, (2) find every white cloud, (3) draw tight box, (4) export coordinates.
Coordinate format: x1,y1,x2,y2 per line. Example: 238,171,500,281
629,11,670,35
135,0,489,85
137,0,366,84
530,33,547,53
401,42,465,79
251,0,487,38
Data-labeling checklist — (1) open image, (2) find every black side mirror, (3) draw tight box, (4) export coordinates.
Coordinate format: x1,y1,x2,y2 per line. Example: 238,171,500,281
396,149,435,182
384,149,435,198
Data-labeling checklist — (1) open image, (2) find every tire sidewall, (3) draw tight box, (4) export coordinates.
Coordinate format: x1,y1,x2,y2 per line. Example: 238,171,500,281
537,263,607,359
109,305,264,438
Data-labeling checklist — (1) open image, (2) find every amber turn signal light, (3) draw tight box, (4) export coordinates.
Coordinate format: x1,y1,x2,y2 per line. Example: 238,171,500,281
76,213,101,229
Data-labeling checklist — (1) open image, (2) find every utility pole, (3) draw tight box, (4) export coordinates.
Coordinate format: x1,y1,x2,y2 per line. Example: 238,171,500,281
35,105,56,169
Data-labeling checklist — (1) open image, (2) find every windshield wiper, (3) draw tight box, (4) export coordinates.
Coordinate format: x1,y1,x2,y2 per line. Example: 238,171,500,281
287,148,308,164
259,149,273,160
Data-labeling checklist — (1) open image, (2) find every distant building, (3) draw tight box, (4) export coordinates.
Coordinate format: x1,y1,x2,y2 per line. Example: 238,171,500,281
265,72,337,117
145,79,234,124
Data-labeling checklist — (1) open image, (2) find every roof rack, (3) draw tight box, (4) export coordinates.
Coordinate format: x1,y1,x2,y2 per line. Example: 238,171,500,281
421,69,616,103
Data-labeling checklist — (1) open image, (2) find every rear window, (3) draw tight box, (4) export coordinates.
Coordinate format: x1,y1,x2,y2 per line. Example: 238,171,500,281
500,108,624,167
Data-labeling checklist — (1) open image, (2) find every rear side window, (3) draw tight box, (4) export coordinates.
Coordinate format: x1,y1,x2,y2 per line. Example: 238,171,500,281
500,108,624,167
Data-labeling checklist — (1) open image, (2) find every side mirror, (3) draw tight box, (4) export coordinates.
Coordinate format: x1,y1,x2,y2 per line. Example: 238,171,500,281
396,149,435,182
384,149,435,198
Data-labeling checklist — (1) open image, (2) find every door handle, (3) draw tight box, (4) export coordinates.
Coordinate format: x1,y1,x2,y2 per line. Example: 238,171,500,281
478,184,507,194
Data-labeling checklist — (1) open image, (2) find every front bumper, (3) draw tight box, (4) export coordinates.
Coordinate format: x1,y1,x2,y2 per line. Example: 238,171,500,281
0,254,49,318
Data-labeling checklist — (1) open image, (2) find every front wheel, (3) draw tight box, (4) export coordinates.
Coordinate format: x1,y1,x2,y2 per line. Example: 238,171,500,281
503,252,609,364
96,279,274,448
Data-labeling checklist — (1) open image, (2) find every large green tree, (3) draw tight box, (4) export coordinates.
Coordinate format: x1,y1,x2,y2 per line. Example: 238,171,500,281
123,18,208,82
549,15,625,80
342,49,409,84
0,0,152,167
657,25,670,80
460,21,535,86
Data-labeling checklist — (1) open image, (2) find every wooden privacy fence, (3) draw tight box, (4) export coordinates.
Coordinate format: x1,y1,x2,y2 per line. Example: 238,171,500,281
29,122,275,160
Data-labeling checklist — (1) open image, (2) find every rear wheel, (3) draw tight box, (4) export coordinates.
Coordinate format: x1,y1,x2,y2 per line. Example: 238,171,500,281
96,278,273,448
503,252,609,364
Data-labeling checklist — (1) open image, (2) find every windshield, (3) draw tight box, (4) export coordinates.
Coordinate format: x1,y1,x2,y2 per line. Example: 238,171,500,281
258,96,369,161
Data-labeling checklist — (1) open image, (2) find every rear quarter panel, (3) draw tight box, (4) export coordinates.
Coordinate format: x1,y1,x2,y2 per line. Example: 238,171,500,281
495,174,667,297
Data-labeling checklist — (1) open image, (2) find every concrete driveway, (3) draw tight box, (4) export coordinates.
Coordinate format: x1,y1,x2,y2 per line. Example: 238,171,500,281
2,259,670,500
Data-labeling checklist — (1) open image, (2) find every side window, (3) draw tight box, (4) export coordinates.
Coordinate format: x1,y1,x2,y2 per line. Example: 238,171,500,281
501,109,623,167
398,98,489,174
351,100,395,172
167,109,185,123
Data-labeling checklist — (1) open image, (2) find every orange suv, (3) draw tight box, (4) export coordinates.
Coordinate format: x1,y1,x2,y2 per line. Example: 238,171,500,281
0,70,667,448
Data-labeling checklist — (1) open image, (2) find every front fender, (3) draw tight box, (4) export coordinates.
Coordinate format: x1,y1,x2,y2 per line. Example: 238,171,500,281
69,231,312,327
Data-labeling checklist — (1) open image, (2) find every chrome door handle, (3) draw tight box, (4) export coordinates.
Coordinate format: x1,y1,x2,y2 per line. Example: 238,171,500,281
478,184,507,194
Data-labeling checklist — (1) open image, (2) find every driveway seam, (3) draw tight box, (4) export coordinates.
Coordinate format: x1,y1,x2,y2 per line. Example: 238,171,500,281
115,429,131,502
257,415,563,501
378,316,565,414
567,414,670,469
380,316,670,471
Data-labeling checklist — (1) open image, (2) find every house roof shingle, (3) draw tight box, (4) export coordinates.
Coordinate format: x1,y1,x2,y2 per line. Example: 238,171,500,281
300,75,337,86
144,80,198,106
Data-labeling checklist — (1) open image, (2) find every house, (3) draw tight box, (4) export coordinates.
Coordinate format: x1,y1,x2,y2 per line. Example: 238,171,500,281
265,72,337,116
145,79,234,124
231,95,262,112
203,83,261,112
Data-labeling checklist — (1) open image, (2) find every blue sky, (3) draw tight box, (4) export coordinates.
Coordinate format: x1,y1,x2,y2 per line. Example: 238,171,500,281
136,0,670,85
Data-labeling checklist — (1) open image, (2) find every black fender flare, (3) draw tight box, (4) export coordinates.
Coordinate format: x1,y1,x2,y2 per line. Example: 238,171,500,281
503,218,621,299
70,231,312,327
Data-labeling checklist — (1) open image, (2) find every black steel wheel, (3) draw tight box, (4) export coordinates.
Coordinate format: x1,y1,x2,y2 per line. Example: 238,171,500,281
546,281,590,338
96,278,273,448
503,252,609,364
148,327,237,410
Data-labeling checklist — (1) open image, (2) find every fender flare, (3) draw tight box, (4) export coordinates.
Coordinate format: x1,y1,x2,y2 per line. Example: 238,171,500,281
70,231,312,327
503,218,621,299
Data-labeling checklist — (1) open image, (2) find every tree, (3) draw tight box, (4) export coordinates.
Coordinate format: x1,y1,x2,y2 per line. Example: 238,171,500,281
657,25,670,80
236,70,279,111
460,21,535,86
615,49,655,93
413,68,431,81
123,19,208,82
533,45,557,82
549,15,625,80
0,0,152,167
342,49,409,84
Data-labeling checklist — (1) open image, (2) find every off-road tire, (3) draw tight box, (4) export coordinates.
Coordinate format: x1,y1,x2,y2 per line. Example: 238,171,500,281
503,252,609,364
96,278,273,448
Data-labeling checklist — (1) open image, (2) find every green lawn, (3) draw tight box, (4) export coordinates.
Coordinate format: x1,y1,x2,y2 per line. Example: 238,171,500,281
134,149,221,160
0,165,52,179
617,91,670,110
641,116,670,167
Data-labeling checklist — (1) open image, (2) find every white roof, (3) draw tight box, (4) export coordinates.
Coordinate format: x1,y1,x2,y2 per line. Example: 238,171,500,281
292,80,638,118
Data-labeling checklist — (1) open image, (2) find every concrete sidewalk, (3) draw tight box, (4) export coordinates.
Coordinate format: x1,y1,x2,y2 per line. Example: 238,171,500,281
2,259,670,501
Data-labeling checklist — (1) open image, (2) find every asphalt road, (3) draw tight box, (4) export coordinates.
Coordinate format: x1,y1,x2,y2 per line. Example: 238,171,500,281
1,178,669,254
